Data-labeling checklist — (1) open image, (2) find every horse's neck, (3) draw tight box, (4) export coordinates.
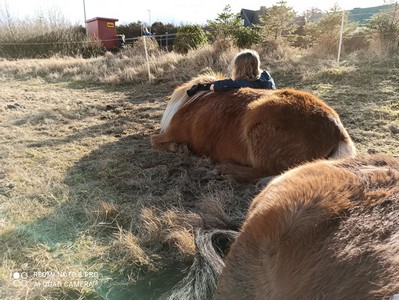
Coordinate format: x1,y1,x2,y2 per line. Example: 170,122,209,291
160,89,188,132
160,74,218,132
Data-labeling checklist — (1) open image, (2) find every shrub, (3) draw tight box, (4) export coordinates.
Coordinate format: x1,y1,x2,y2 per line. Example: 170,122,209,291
366,5,399,55
173,25,208,54
233,24,261,48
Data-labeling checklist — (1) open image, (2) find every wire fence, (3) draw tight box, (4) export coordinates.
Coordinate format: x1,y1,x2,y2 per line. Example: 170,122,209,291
0,33,177,44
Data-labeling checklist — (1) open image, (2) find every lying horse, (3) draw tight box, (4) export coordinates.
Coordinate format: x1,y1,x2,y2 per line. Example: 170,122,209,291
165,154,399,300
151,73,356,182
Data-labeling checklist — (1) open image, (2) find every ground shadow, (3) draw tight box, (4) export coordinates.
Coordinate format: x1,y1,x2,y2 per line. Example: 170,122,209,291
1,129,256,299
63,132,255,299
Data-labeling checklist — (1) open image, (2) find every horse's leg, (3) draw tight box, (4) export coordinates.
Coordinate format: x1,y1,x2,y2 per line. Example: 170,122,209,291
201,169,223,182
150,133,177,151
216,161,269,183
150,133,189,154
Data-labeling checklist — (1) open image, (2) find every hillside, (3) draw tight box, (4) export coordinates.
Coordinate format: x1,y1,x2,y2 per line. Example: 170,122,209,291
349,4,395,24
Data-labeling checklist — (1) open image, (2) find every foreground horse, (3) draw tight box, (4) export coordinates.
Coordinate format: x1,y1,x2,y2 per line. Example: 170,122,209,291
165,154,399,300
151,74,356,182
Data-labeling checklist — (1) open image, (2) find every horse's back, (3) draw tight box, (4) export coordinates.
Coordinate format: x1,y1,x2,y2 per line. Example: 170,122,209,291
168,90,258,163
241,88,344,172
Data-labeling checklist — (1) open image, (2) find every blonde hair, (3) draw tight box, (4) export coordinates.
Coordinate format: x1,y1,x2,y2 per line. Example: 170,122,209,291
231,49,262,81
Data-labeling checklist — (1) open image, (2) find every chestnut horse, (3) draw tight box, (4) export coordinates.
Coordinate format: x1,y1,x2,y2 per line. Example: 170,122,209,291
151,73,356,182
164,154,399,300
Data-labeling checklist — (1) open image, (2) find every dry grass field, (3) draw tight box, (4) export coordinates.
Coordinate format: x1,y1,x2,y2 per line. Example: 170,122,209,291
0,46,398,299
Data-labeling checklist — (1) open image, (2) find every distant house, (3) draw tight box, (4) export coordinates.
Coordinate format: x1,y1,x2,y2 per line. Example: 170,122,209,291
306,12,323,23
240,6,306,28
241,6,266,27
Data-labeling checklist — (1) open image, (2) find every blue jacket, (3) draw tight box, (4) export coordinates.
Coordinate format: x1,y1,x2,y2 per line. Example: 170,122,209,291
212,70,276,92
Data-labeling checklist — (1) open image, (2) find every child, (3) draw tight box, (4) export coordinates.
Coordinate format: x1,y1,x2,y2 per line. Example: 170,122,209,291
187,49,276,96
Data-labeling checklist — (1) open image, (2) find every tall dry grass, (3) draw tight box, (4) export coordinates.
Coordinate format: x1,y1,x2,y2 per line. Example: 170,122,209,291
0,43,237,85
0,41,330,86
0,12,102,59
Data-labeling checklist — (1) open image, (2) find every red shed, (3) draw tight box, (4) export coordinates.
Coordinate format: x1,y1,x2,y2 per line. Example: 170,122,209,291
86,17,119,49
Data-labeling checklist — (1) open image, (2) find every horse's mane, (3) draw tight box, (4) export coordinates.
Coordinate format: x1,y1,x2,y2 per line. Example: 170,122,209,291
160,72,224,132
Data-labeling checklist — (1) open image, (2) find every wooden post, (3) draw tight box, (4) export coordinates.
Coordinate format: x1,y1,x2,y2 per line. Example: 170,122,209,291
337,10,345,63
143,35,152,82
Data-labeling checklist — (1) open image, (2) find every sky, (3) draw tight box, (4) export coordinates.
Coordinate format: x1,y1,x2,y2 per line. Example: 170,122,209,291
0,0,390,26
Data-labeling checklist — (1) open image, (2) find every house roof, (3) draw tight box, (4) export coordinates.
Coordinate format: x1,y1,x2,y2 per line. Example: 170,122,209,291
241,9,261,27
86,17,119,23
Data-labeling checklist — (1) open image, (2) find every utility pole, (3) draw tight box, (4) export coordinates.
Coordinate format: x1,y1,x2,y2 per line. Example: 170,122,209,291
83,0,87,36
392,1,398,24
148,10,151,33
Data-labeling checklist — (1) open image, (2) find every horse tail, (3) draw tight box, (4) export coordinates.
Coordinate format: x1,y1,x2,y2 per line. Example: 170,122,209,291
328,116,357,159
162,229,238,300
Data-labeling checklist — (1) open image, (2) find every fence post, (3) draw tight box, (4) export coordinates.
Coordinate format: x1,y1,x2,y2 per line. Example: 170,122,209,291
144,37,152,82
337,10,345,63
141,24,152,82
